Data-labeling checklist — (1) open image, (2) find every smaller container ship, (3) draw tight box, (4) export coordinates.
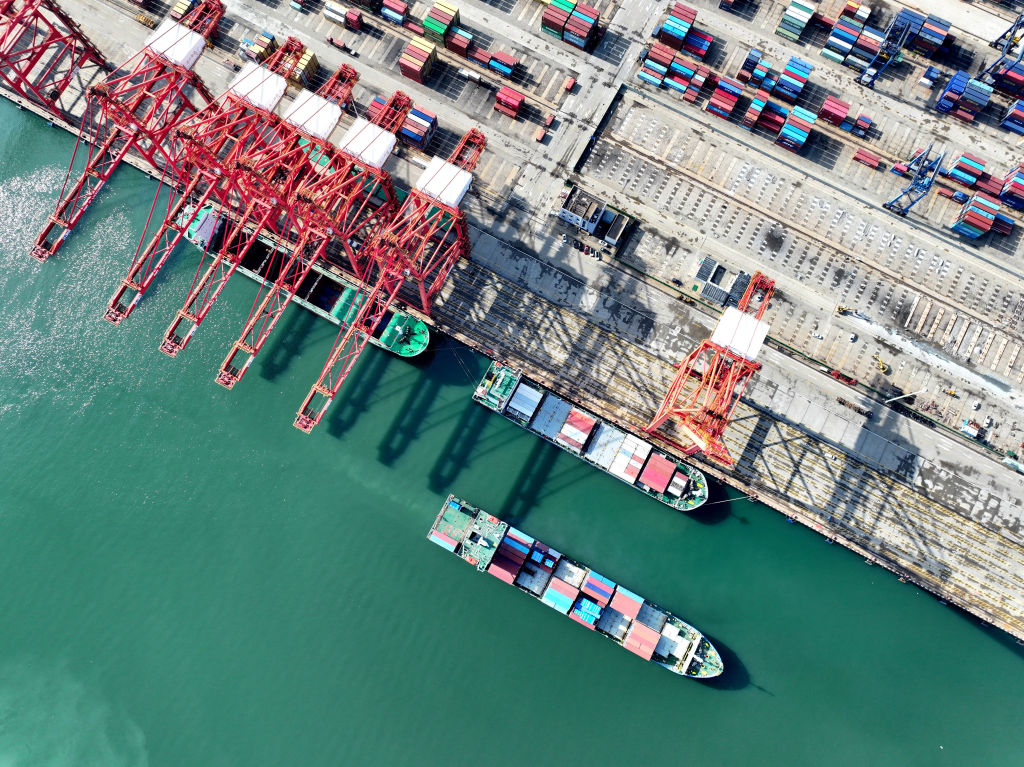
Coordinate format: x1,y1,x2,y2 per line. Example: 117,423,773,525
181,205,429,358
429,495,723,678
474,361,708,511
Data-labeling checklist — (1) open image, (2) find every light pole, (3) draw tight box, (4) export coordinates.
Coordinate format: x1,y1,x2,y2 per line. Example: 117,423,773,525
885,388,927,405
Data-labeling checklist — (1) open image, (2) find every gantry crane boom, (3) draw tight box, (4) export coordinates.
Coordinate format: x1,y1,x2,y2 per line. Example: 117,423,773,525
293,127,486,434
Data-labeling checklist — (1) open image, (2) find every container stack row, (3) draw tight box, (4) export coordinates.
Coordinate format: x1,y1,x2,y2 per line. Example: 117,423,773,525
541,0,599,50
290,49,318,88
843,24,884,72
169,0,192,21
776,106,817,152
399,105,438,150
422,2,458,44
820,3,868,65
681,28,713,60
487,51,518,78
951,193,1001,238
773,57,812,104
1001,165,1024,209
947,153,986,187
736,48,767,85
740,90,767,129
905,13,949,58
991,60,1024,98
936,71,992,122
242,32,277,63
658,3,698,50
637,43,708,100
380,0,407,24
494,86,524,118
1001,100,1024,134
705,77,742,119
399,37,437,83
817,95,850,126
776,1,814,42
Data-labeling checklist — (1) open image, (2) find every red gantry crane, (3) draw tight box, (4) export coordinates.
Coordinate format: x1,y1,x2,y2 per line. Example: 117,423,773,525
293,127,486,434
152,63,360,345
644,272,775,467
29,0,221,262
103,53,355,327
0,0,107,117
213,91,412,388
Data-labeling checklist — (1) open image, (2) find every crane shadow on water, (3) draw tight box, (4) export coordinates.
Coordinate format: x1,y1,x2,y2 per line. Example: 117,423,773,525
258,308,329,383
428,400,500,492
324,349,392,439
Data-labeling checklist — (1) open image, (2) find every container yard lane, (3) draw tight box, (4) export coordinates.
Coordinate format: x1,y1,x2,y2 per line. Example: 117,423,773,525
4,0,1024,643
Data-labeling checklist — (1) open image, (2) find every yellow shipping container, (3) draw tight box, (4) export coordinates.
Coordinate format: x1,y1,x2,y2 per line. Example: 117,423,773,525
411,36,436,55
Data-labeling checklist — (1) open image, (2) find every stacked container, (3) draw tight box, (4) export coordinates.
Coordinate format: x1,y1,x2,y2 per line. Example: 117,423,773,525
169,0,193,21
820,8,866,65
444,27,472,56
243,32,277,63
974,172,1004,197
705,77,742,119
291,48,318,87
817,95,850,125
682,28,712,60
638,43,673,87
1000,100,1024,134
488,51,518,77
773,57,812,103
494,86,524,118
776,1,813,42
541,0,573,39
399,37,437,83
946,153,985,187
399,105,438,150
1000,164,1024,209
740,90,768,130
906,14,949,57
844,24,883,72
936,71,992,122
850,113,872,137
736,49,761,84
758,100,789,134
659,3,698,51
564,3,599,50
749,57,772,88
918,65,940,89
776,106,817,152
950,193,1000,239
423,2,458,44
380,0,407,24
992,60,1024,98
324,1,346,23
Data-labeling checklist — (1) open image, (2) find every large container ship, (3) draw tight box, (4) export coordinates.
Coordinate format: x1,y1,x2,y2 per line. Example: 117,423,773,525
182,205,429,358
429,495,724,678
474,361,708,511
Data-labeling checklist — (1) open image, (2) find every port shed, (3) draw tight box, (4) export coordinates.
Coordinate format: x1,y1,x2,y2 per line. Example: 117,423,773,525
415,156,473,206
336,118,397,170
146,20,206,70
284,91,342,140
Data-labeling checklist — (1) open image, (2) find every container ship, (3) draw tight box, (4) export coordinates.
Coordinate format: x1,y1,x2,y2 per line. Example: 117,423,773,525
182,205,429,357
429,494,724,678
474,361,708,511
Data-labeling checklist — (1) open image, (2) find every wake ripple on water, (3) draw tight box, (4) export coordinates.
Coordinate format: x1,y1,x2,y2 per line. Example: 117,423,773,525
0,658,148,766
0,168,154,419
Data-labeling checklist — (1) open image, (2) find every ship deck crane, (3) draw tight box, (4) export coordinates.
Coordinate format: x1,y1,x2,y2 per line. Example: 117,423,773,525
883,144,945,217
28,0,221,262
293,127,486,434
212,91,411,389
644,272,775,467
857,13,913,89
0,0,108,117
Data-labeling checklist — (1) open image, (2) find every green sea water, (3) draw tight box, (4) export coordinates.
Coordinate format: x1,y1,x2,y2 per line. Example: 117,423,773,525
1,98,1022,767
